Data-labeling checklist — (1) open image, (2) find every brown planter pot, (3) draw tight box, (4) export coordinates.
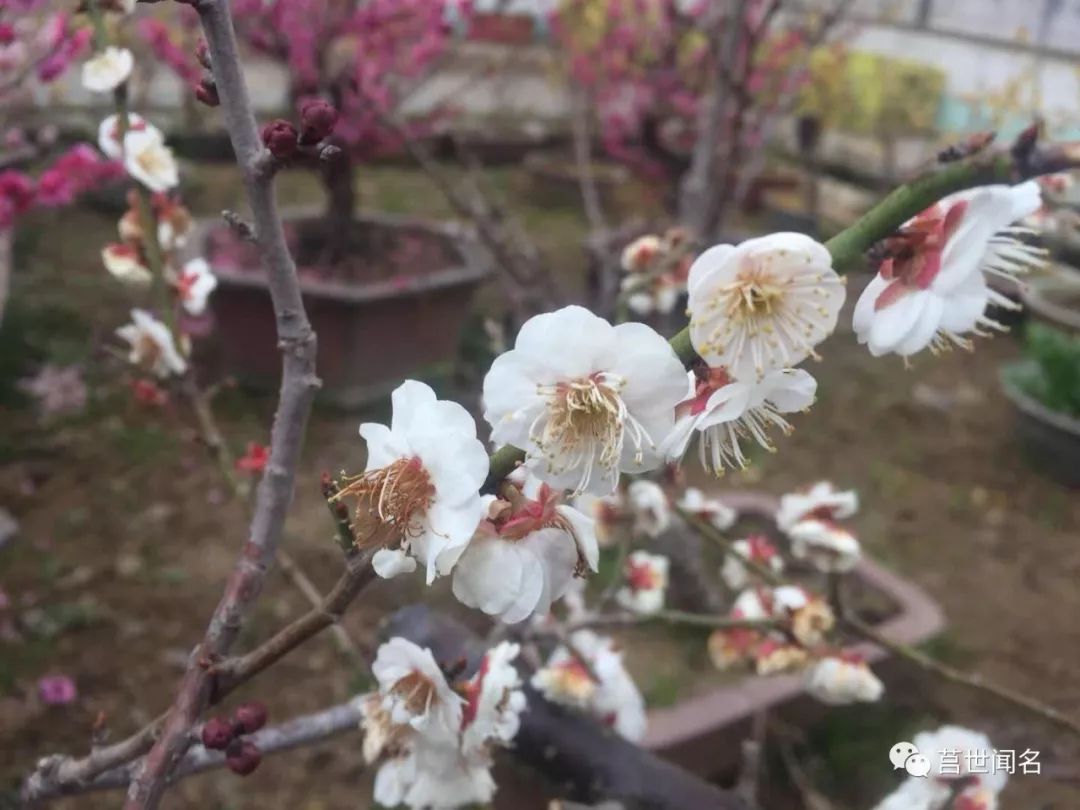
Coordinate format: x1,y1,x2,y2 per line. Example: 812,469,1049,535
1020,272,1080,335
469,13,535,45
200,211,491,407
1000,363,1080,487
641,491,946,777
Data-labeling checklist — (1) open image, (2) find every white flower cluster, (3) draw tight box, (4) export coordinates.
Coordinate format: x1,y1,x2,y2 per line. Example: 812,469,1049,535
777,481,862,573
531,629,647,741
81,40,216,380
873,726,1006,810
362,638,526,810
666,233,845,474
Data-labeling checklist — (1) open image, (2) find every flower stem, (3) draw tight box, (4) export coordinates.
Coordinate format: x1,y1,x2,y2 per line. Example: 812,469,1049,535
844,614,1080,740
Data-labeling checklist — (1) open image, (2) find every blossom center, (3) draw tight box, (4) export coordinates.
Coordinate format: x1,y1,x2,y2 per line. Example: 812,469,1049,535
390,670,440,716
625,560,660,591
722,264,786,321
336,456,435,546
533,372,650,492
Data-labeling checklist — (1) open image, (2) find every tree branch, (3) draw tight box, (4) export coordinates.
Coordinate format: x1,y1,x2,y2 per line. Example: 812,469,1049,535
122,0,321,805
667,133,1080,365
844,614,1080,740
21,548,376,805
24,701,364,798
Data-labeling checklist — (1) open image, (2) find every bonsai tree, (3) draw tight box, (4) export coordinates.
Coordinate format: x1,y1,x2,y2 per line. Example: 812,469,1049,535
12,2,1080,809
229,0,467,263
550,0,848,237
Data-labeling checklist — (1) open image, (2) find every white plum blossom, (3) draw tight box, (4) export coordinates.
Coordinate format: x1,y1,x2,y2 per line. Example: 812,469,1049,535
102,243,151,285
687,233,845,381
872,726,1007,810
460,641,527,755
571,490,625,548
677,486,737,530
337,381,490,583
362,639,526,810
369,637,464,744
116,309,186,378
622,273,681,317
452,476,598,624
176,258,218,316
720,534,784,590
483,306,686,495
663,366,817,474
804,654,884,705
914,725,1008,794
853,182,1044,358
98,113,160,160
81,47,133,93
626,479,670,537
616,550,669,615
621,234,662,272
788,519,861,573
776,480,858,531
532,630,646,741
123,128,180,192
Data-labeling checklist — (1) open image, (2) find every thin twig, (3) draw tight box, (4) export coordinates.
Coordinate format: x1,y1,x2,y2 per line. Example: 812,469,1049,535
21,549,376,804
844,614,1080,740
676,507,783,586
123,0,321,804
26,701,364,797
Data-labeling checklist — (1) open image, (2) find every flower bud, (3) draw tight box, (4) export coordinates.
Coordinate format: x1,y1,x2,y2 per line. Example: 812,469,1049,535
194,78,220,108
232,701,267,734
225,740,262,776
260,119,299,160
200,716,236,750
195,40,211,70
298,100,338,145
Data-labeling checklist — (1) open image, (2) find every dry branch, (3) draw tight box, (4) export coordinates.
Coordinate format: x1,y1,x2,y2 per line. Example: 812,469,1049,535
121,0,320,805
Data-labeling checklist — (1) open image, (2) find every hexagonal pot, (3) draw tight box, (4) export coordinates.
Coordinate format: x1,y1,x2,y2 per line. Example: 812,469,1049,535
198,210,491,407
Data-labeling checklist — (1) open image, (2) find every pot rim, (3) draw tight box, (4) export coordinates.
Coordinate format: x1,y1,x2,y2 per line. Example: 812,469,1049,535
641,489,946,752
1020,272,1080,334
193,207,492,303
999,361,1080,435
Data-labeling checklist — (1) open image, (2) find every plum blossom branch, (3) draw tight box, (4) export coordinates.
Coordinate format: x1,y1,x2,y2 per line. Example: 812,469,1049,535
844,614,1080,740
21,548,376,805
24,701,365,798
122,0,321,805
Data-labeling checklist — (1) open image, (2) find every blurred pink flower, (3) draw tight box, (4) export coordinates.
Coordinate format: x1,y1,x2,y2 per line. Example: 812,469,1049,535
38,675,77,706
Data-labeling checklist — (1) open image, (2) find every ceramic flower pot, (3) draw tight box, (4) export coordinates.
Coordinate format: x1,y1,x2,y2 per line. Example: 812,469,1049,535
1020,272,1080,335
1000,363,1080,487
198,210,491,407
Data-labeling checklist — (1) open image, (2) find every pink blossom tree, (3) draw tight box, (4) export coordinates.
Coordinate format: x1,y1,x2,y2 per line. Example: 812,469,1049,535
230,0,468,249
550,0,847,237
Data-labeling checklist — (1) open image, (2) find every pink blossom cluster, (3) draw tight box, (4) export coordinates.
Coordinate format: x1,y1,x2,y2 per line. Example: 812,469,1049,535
232,0,469,156
549,0,810,180
0,9,90,91
136,18,201,85
0,145,123,228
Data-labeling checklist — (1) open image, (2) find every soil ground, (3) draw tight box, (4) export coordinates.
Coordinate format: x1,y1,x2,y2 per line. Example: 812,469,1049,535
1,162,1078,809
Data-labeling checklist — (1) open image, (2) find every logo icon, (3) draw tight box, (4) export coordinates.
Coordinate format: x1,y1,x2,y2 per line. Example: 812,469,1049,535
889,741,930,777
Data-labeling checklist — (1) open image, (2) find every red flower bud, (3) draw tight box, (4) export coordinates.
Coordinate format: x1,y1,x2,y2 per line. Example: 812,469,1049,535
232,701,267,734
260,119,299,159
200,716,236,751
195,40,212,70
194,78,220,108
298,100,338,145
225,740,262,776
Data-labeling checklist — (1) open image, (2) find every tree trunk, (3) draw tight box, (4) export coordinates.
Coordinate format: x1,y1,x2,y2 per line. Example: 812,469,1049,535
321,146,356,269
